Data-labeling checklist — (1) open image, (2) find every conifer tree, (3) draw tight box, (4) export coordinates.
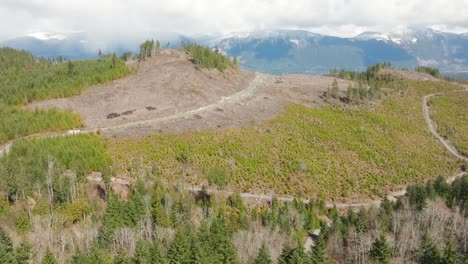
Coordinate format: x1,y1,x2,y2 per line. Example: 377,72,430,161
209,215,239,263
0,246,17,264
150,243,167,264
40,250,58,264
0,227,13,253
442,238,458,264
254,243,272,264
14,243,31,264
278,243,293,264
331,79,339,99
310,236,328,264
134,240,151,264
167,227,193,264
419,234,441,264
369,235,391,264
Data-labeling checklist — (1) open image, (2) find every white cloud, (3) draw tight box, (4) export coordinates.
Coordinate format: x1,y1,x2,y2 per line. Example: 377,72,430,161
0,0,467,41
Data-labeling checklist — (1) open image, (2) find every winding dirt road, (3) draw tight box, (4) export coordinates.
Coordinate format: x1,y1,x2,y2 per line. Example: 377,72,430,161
0,80,466,209
423,91,468,161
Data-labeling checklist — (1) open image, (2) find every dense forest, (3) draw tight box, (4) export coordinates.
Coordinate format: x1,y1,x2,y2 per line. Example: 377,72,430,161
0,152,466,263
0,47,131,143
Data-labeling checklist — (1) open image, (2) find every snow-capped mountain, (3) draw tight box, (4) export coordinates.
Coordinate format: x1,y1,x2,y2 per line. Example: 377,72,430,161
2,28,467,74
207,28,468,74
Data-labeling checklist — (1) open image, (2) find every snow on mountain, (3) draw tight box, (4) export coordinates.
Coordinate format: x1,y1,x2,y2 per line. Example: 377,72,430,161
28,32,67,40
354,32,390,41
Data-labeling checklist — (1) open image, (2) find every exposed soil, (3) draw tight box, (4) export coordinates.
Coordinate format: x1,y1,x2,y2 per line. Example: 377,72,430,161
27,49,353,138
27,50,255,130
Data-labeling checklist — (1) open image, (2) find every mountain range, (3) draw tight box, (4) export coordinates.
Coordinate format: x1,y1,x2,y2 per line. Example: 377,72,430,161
2,28,468,75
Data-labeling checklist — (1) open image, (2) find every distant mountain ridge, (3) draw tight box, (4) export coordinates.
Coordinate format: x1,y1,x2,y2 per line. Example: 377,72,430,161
1,28,467,74
211,28,468,74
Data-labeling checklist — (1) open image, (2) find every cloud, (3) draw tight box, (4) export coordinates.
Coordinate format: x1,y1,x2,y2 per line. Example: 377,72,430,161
0,0,467,41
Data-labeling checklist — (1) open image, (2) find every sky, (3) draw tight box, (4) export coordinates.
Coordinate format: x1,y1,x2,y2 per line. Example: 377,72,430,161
0,0,467,41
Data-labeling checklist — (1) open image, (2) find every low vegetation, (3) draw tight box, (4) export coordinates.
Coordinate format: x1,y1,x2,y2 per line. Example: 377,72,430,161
0,105,81,143
182,43,238,71
0,134,109,202
0,47,131,105
429,91,468,156
109,80,461,200
0,47,131,143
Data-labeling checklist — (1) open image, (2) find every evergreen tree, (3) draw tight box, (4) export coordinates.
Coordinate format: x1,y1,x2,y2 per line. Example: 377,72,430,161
254,243,272,264
14,243,32,264
433,175,451,199
134,240,151,264
407,184,427,211
419,234,441,264
167,227,193,264
209,215,239,263
369,235,391,264
278,244,310,264
192,221,215,263
442,238,458,264
310,236,328,264
113,251,133,264
0,227,13,253
150,243,167,264
331,79,339,99
278,243,293,264
0,246,17,264
40,250,58,264
289,245,311,264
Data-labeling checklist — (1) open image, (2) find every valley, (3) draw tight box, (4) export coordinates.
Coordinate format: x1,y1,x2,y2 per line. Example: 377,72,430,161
0,45,467,263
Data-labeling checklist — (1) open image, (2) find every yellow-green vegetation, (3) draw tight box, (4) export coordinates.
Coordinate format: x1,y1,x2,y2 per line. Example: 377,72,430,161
429,90,468,156
0,134,110,200
0,47,131,105
181,43,237,71
0,47,131,143
0,105,81,143
109,81,461,200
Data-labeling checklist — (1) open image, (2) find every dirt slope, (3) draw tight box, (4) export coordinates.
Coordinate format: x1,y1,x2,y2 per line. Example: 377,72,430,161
28,50,255,129
27,49,352,137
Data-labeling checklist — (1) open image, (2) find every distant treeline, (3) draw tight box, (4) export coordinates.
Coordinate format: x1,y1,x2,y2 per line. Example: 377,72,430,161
0,47,131,105
181,43,238,72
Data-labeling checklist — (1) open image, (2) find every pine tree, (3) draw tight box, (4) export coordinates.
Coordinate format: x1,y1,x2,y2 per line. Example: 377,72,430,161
278,244,310,264
369,235,391,264
419,234,441,264
442,238,458,264
150,243,167,264
113,251,133,264
289,245,311,264
40,250,58,264
0,246,17,264
14,243,31,264
331,79,339,99
0,227,13,253
278,243,293,264
254,243,272,264
167,227,193,264
134,240,151,264
310,236,328,264
209,215,239,263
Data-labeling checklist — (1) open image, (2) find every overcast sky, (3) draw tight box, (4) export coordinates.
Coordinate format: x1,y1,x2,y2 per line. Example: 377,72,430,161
0,0,467,41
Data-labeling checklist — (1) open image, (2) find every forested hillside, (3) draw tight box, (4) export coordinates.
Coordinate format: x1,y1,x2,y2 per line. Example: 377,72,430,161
0,48,131,143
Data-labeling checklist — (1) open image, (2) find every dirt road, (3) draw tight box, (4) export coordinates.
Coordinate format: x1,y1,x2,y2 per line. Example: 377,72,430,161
423,91,468,161
1,78,466,210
